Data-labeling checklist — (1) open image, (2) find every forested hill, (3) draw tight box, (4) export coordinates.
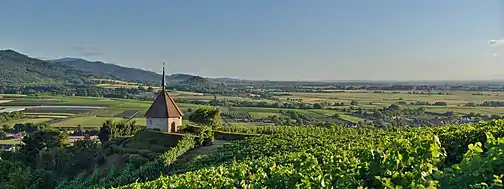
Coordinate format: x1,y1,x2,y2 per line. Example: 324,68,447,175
0,49,218,87
49,57,161,83
0,49,120,85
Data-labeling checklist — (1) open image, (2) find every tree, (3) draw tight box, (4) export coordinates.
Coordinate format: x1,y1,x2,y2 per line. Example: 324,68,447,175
350,100,358,106
2,124,10,132
331,114,341,119
77,125,84,136
270,115,282,125
388,104,400,110
188,106,222,129
313,103,324,109
0,130,7,140
98,119,115,143
491,114,501,120
433,101,448,106
98,119,142,144
20,128,69,162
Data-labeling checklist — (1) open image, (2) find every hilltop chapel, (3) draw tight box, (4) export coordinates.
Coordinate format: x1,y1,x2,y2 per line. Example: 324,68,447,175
144,65,183,132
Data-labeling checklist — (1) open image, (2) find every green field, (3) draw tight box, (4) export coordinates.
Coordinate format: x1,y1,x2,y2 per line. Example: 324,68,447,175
0,140,22,145
275,91,504,116
52,117,125,127
0,94,203,129
3,118,53,127
2,90,504,129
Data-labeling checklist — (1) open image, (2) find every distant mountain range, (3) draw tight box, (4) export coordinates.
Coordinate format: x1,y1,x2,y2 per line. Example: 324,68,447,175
48,57,162,83
0,49,217,87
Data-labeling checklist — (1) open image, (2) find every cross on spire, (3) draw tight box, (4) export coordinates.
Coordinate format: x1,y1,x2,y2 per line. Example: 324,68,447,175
161,62,166,89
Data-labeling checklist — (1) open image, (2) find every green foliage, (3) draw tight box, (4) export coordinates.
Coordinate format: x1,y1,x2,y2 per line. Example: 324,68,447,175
12,122,50,133
0,130,7,140
116,120,504,188
188,106,222,129
0,111,24,123
57,135,195,189
0,159,55,189
98,119,143,143
19,128,69,163
438,132,504,188
350,100,358,105
196,125,214,146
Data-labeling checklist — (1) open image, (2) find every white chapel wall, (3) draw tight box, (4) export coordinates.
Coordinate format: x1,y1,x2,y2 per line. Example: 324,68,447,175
146,118,168,132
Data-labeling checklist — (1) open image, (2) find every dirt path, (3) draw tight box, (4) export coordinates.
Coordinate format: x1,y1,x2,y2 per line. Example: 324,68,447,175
181,140,228,160
168,139,229,173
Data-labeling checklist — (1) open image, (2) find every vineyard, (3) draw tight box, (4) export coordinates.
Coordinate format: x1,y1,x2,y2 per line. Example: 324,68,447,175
114,120,504,188
221,111,252,119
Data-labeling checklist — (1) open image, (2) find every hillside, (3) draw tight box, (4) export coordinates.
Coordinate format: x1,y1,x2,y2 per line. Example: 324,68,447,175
53,121,504,188
49,58,161,83
0,49,220,87
0,50,119,85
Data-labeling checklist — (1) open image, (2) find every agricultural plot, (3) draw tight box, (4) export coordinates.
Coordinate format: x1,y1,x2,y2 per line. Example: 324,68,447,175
221,111,252,119
52,117,124,128
2,118,53,127
87,109,124,117
114,110,140,118
425,106,504,115
25,107,95,114
275,91,504,116
0,140,21,145
130,118,146,124
307,109,365,123
228,107,280,113
132,110,147,118
278,91,504,106
248,112,278,119
25,112,74,116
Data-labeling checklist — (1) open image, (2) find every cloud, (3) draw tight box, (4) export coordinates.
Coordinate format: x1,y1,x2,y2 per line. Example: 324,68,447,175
71,45,103,57
489,39,504,57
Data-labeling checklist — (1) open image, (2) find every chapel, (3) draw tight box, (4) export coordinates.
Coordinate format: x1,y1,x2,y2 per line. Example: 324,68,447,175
144,64,183,132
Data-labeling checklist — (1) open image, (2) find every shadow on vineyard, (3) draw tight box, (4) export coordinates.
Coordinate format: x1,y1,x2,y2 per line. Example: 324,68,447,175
3,119,504,188
116,120,504,188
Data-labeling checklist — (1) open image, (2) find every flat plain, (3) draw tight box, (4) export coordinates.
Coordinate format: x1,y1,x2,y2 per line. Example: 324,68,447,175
1,90,503,130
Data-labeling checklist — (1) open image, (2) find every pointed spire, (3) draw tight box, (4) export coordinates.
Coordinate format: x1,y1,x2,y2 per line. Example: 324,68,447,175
161,62,166,89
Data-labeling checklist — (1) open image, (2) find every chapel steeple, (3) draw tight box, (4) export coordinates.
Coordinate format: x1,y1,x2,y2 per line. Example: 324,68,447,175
144,62,183,133
161,62,166,89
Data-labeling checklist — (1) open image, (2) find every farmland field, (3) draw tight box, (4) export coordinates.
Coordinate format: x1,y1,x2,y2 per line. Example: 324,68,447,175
52,117,124,127
2,118,53,127
2,89,504,130
275,91,504,116
114,110,140,118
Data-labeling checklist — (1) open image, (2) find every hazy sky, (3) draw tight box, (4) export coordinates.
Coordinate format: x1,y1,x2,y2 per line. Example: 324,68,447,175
1,0,503,81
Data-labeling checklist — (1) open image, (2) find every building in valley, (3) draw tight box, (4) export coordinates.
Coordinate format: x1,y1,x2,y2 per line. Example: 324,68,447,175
144,64,183,132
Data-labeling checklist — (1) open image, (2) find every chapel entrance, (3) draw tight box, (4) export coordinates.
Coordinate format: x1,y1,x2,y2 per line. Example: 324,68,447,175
171,122,176,132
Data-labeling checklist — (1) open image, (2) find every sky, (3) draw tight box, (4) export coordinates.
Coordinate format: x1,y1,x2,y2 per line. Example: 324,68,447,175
1,0,503,81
